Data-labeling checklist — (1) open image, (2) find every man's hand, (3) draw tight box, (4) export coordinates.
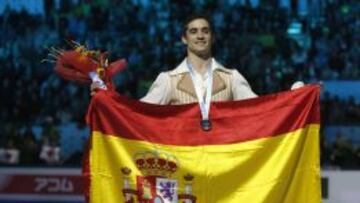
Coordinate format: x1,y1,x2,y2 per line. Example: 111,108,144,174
291,81,305,90
90,81,104,96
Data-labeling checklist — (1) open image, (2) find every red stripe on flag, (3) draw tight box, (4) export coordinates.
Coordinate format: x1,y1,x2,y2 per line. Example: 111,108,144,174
86,85,320,146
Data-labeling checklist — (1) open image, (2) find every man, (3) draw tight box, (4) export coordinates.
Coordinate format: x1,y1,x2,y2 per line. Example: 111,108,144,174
91,14,303,130
140,14,258,105
92,14,303,104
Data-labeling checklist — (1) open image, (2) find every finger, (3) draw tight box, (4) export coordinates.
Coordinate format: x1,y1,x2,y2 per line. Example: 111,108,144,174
90,82,101,91
90,87,100,96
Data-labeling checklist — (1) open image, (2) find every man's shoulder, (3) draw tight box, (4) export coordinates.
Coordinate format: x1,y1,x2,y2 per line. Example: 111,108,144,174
213,60,235,75
168,59,188,76
215,66,234,74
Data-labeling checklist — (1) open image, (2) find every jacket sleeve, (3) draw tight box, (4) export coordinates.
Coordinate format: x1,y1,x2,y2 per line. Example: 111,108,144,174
231,70,258,100
140,72,172,105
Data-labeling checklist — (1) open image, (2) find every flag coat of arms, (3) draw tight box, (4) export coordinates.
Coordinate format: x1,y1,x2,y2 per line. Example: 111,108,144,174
83,85,321,203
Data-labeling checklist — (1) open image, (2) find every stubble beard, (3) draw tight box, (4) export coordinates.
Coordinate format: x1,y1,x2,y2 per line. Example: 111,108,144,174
189,46,212,60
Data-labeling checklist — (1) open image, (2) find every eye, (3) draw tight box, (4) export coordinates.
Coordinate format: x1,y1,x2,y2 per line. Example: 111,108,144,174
202,28,210,34
188,28,197,34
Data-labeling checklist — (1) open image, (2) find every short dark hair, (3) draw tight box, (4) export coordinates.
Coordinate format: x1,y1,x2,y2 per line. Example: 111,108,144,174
182,13,213,36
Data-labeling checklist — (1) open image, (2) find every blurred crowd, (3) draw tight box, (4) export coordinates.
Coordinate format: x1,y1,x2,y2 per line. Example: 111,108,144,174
0,0,359,168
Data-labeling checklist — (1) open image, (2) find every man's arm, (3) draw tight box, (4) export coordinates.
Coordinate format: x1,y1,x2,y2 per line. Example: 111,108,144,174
140,72,172,105
231,70,258,100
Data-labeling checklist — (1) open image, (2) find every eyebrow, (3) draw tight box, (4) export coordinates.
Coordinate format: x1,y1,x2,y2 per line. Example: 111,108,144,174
188,27,210,32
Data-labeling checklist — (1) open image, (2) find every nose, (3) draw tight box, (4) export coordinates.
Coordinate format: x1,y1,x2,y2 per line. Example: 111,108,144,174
197,32,205,39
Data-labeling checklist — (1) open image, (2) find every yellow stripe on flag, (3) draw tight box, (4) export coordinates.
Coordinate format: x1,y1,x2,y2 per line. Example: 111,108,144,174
89,124,320,203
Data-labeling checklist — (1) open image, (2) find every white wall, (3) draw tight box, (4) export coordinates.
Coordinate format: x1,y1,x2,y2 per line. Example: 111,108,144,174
322,171,360,203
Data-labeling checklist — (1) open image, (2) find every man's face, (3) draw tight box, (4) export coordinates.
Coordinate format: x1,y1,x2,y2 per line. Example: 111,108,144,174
182,18,212,56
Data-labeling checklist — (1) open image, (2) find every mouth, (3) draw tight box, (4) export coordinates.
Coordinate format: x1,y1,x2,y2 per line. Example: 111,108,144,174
195,41,207,46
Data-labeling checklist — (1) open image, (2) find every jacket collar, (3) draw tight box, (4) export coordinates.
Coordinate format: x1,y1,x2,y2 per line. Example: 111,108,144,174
169,58,231,76
172,58,229,99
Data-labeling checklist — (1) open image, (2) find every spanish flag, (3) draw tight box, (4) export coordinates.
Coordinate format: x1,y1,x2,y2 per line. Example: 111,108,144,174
84,85,321,203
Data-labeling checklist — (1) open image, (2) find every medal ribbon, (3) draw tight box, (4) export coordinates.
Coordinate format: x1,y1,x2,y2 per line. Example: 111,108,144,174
186,58,213,122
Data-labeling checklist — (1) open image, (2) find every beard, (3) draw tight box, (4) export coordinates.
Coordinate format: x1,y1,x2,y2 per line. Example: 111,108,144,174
189,46,212,59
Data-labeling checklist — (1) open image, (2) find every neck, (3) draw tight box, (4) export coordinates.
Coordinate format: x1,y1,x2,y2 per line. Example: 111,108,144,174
187,52,212,75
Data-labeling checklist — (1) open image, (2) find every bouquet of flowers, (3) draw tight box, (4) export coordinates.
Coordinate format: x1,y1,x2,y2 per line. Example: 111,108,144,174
44,41,127,90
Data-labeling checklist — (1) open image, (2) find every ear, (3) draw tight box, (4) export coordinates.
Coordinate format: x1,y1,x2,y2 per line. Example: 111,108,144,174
181,35,188,45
